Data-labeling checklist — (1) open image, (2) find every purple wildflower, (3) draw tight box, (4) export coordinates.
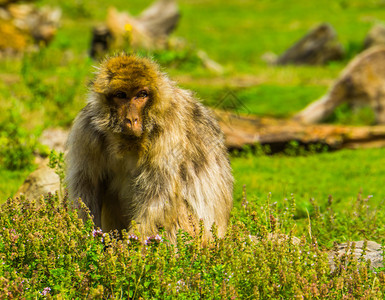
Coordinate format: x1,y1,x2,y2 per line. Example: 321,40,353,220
41,287,51,296
92,228,103,238
144,234,163,245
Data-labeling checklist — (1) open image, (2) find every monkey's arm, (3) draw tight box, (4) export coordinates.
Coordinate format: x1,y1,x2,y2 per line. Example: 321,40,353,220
66,114,105,227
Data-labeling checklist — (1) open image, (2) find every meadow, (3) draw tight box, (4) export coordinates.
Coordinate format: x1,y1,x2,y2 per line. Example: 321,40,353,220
1,0,385,297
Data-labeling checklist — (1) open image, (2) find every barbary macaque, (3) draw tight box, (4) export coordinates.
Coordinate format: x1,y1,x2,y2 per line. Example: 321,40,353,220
66,54,233,242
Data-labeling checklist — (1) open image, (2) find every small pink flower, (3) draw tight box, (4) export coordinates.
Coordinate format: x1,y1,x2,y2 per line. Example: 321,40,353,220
41,287,51,296
92,229,103,237
127,234,139,244
144,234,163,245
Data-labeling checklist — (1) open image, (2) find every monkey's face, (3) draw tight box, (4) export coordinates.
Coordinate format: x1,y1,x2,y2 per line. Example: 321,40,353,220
109,87,151,137
93,55,161,138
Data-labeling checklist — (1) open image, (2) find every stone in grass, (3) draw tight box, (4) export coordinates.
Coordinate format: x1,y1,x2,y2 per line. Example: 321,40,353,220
363,24,385,50
104,0,180,51
38,128,68,154
328,240,383,271
294,46,385,124
14,164,60,200
15,127,69,200
275,23,344,66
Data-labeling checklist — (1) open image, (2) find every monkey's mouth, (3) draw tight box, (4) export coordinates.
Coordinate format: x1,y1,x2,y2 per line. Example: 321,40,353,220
122,122,143,138
120,126,143,140
118,132,142,145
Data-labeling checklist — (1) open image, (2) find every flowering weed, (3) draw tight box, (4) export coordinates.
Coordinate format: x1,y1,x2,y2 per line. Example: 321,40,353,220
0,191,384,298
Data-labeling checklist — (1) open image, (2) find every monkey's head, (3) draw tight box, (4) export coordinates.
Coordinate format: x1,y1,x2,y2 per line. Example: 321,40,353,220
91,54,166,138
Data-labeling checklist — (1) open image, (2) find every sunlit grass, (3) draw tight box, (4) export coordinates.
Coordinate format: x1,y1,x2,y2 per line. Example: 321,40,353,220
0,168,34,200
232,147,385,216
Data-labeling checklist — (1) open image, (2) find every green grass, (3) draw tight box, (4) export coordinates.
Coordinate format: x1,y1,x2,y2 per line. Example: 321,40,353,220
230,84,328,117
174,0,382,66
0,168,35,199
232,147,385,216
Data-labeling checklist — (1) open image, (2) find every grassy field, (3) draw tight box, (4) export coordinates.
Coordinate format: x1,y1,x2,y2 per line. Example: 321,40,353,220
232,147,385,215
1,0,385,212
3,0,385,297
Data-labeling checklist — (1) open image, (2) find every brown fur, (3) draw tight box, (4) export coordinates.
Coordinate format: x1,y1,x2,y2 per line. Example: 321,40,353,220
66,54,233,242
294,46,385,124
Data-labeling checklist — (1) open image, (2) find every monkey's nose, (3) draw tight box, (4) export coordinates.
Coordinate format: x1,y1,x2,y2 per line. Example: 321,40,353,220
126,118,138,127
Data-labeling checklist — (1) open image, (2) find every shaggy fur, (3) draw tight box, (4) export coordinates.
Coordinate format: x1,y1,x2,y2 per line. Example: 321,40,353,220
66,54,233,242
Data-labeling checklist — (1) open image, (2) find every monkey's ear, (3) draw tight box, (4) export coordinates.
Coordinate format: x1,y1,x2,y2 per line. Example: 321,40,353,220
92,57,115,94
93,73,111,94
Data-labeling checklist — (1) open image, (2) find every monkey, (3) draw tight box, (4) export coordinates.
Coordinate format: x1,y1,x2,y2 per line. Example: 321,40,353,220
294,46,385,124
66,53,233,243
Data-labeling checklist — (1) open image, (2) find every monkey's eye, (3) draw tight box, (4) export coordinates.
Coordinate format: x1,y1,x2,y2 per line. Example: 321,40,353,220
136,90,149,98
114,91,127,99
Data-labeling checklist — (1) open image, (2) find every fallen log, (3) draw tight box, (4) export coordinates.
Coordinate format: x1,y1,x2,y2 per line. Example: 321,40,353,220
215,110,385,151
36,112,385,156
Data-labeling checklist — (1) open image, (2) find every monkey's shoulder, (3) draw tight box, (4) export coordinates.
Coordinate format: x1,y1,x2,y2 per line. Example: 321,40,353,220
189,101,223,138
68,105,108,149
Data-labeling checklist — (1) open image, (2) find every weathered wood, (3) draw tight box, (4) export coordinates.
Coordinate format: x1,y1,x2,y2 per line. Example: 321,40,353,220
276,23,344,65
294,46,385,124
0,3,60,55
215,110,385,150
93,0,224,72
35,112,385,160
137,0,180,38
104,0,179,51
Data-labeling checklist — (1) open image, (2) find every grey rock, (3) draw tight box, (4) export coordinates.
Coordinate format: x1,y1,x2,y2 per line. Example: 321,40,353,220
294,46,385,124
39,128,68,153
14,164,61,200
328,240,383,271
276,23,344,65
364,24,385,49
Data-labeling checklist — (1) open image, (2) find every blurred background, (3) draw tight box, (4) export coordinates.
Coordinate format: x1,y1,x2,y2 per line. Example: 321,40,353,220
2,0,385,218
